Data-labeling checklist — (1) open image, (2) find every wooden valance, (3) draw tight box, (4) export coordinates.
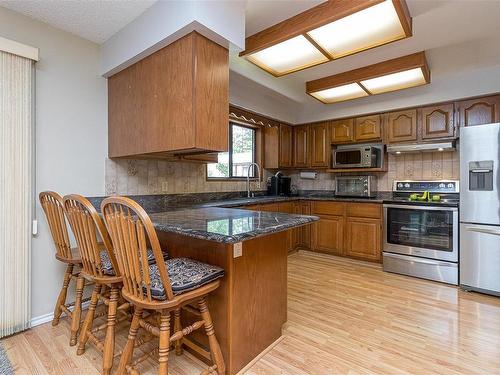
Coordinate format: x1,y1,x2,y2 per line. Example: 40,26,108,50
229,105,281,128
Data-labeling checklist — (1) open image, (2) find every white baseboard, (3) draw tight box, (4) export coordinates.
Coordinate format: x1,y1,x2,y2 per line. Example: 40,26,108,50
30,301,91,328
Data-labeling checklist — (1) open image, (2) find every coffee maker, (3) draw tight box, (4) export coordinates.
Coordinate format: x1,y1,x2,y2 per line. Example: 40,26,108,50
267,172,291,196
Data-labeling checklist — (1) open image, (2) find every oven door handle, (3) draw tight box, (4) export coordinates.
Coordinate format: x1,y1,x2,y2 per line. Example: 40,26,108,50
383,204,458,212
464,225,500,236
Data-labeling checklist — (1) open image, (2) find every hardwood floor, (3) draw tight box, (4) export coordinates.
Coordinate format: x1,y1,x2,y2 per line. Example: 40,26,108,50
4,251,500,374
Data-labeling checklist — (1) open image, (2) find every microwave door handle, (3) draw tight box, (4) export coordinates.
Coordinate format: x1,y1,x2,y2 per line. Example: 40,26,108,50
465,225,500,236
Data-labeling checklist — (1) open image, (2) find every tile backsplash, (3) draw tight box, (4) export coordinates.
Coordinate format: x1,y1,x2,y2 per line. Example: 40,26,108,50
288,151,459,192
105,151,459,196
105,158,269,196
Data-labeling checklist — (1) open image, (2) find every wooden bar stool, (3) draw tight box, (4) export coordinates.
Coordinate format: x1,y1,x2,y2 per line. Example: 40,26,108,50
101,196,226,375
39,191,86,346
63,194,128,375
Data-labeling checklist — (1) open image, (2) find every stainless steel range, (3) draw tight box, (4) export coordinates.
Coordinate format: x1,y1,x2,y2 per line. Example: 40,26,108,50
383,180,459,285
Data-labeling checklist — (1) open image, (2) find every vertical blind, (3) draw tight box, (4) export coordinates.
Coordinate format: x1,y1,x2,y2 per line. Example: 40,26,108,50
0,50,34,338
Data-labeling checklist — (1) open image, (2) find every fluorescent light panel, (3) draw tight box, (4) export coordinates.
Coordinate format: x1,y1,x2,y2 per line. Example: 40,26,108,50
246,35,329,76
310,83,368,103
307,1,406,58
360,67,427,94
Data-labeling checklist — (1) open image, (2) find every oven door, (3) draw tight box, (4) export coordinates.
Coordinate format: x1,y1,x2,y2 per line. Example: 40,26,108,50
383,204,458,262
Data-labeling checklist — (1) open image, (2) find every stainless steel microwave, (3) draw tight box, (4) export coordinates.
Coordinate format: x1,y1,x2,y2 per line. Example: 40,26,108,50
332,145,380,169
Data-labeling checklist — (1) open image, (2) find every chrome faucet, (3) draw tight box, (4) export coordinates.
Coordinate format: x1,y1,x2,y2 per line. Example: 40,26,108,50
246,162,261,198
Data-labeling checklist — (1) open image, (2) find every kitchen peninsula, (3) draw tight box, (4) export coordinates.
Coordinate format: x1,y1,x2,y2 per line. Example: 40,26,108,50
111,201,318,374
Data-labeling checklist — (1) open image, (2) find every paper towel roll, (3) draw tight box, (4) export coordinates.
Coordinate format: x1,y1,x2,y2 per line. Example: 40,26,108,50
299,171,317,180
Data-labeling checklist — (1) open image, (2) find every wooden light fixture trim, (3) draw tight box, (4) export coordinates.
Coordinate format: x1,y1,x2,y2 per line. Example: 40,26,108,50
240,0,412,77
306,51,430,104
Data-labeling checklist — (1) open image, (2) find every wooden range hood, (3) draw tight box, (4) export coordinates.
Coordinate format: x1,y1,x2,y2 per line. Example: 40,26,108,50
107,32,229,159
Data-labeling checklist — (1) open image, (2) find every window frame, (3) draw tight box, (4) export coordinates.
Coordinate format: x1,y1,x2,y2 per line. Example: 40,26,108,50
206,122,259,181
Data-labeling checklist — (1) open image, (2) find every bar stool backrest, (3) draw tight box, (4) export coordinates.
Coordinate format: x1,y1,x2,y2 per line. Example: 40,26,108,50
63,194,119,279
39,191,73,261
101,196,174,302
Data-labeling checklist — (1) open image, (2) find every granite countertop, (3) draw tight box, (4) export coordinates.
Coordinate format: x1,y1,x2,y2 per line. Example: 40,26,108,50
202,191,391,209
88,191,391,243
149,207,318,244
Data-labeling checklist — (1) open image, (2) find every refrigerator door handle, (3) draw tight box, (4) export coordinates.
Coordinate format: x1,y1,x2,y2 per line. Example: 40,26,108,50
464,225,500,236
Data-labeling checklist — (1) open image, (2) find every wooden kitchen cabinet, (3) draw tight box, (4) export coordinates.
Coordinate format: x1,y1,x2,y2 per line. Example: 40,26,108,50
354,115,382,141
312,215,344,256
279,124,293,168
419,103,455,140
293,125,310,168
386,109,417,143
292,201,311,251
330,119,354,144
108,32,229,158
456,94,500,127
264,124,280,169
345,217,381,261
310,122,330,167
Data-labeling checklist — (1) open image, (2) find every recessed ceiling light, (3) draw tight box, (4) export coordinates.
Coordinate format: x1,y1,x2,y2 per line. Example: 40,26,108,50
245,35,329,76
307,1,406,59
310,83,368,104
306,52,430,104
240,0,412,76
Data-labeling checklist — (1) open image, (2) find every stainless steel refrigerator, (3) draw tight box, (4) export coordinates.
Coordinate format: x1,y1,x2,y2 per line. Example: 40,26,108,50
460,122,500,296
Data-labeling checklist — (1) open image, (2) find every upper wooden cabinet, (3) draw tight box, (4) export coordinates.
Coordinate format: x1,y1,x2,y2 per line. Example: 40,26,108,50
419,103,455,140
263,124,280,169
354,115,382,142
310,122,330,167
457,95,500,127
279,124,293,168
330,119,354,144
386,109,417,144
108,32,229,158
293,125,310,168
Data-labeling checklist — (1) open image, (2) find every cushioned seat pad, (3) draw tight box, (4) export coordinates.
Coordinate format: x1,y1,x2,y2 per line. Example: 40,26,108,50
149,258,224,299
101,249,168,276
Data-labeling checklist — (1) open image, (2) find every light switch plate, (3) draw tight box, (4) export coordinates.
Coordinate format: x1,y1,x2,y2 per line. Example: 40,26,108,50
233,242,243,258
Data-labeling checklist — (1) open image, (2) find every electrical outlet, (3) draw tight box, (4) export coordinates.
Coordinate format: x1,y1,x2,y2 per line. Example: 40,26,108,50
233,242,243,258
161,181,168,192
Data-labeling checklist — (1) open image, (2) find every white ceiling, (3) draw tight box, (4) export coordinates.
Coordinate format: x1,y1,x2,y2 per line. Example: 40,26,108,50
3,0,500,114
0,0,156,43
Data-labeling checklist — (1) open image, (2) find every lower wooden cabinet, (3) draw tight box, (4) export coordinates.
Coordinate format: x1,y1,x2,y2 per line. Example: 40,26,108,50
310,201,382,262
239,200,382,261
311,215,344,256
292,202,311,252
345,217,381,262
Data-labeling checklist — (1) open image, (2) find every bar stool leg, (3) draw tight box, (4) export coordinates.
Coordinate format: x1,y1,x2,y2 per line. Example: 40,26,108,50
103,287,119,375
174,308,183,355
117,307,142,375
70,274,85,346
52,264,74,326
199,298,225,375
77,284,100,355
158,311,171,375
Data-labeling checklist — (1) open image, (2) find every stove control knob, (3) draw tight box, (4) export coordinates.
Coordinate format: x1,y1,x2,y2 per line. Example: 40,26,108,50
448,183,454,188
404,183,410,188
397,183,403,188
439,183,445,188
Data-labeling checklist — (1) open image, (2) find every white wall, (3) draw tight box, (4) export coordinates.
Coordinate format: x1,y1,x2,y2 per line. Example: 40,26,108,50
0,7,107,319
101,0,246,76
230,71,300,124
298,37,500,123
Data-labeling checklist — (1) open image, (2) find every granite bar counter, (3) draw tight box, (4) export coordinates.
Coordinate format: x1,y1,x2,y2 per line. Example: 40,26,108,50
149,207,317,243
